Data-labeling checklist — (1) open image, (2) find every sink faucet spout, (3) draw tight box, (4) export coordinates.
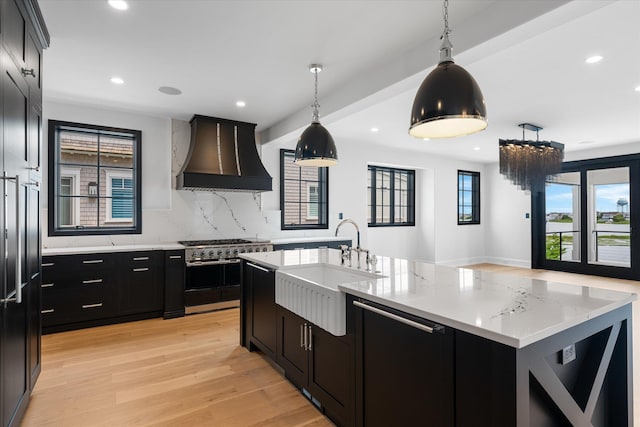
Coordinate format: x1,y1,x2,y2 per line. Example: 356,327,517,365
335,218,360,248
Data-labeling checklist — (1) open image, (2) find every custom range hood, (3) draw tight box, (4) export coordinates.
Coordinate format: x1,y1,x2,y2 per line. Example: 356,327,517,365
177,115,272,192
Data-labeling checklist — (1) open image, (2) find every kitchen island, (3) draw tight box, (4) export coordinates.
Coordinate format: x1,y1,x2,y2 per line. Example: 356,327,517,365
240,248,635,427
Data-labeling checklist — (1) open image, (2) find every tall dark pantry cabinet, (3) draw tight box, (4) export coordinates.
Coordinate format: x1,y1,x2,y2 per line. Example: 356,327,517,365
0,0,48,426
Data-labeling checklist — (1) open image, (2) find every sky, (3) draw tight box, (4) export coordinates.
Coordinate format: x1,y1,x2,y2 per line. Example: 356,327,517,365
546,183,630,214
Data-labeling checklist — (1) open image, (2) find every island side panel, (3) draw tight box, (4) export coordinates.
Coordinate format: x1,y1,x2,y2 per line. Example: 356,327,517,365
516,303,632,427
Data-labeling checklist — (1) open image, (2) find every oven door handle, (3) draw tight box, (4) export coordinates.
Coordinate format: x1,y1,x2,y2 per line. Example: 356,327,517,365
186,258,242,267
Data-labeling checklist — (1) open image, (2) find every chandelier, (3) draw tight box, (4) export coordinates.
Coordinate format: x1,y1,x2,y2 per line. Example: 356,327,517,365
499,123,564,191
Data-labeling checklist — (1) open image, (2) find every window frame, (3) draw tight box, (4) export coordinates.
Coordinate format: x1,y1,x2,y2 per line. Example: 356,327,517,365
367,165,416,227
47,120,142,236
457,170,480,225
105,169,134,223
280,149,329,230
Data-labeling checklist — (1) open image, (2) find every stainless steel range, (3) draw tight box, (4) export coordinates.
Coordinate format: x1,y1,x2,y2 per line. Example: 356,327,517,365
179,238,273,265
178,239,273,313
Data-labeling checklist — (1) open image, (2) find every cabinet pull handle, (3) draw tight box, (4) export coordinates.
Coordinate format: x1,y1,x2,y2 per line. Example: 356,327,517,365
28,165,40,172
82,279,103,284
1,174,22,305
353,300,437,334
169,255,182,259
300,324,305,348
22,68,36,77
82,303,103,309
133,267,149,272
42,262,55,267
302,324,308,350
41,283,55,288
83,259,103,264
133,257,149,261
307,325,312,351
246,262,269,273
41,309,55,314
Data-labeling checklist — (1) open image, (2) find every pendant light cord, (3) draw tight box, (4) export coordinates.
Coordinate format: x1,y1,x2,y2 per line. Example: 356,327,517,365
312,68,320,123
439,0,453,63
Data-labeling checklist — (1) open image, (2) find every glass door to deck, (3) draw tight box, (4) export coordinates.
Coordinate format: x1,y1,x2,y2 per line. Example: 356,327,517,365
535,156,639,280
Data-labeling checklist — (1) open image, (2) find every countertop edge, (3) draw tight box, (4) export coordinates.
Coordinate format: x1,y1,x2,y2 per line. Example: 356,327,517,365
43,244,185,256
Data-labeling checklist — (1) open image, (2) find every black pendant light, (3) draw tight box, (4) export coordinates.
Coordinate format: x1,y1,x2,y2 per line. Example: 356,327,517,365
409,0,487,139
294,64,338,167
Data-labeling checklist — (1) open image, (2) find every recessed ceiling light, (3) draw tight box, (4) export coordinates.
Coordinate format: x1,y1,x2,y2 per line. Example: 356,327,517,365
585,55,603,64
108,0,128,10
158,86,182,95
422,138,430,141
635,85,640,92
370,127,379,133
236,101,246,108
473,146,480,151
110,77,124,85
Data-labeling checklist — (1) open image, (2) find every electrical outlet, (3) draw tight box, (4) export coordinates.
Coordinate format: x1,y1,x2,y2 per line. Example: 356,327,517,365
561,344,576,365
525,212,530,219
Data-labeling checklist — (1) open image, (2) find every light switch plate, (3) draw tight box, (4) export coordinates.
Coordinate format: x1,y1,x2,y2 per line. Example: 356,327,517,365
561,344,576,365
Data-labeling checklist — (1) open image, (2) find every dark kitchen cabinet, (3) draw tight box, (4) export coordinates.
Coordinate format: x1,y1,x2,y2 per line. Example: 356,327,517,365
118,251,163,315
277,306,354,427
0,1,48,426
242,260,277,360
351,296,454,427
41,250,167,333
164,250,185,319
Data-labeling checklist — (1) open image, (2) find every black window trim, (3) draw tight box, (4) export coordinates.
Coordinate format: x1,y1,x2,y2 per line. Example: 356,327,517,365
47,119,142,236
368,165,416,227
458,169,480,225
280,149,329,230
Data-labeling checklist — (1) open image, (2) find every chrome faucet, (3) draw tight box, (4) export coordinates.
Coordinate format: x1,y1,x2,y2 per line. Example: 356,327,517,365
336,219,368,268
335,218,360,249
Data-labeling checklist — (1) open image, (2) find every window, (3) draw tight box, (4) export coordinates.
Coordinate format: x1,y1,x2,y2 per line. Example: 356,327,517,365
48,120,141,236
368,165,415,226
458,170,480,225
280,149,328,229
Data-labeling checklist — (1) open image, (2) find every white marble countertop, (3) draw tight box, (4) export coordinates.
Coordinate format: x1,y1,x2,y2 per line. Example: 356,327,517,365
270,236,352,245
240,249,637,348
42,243,185,256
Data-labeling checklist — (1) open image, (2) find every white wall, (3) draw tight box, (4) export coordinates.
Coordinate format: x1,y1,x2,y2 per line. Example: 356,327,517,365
261,138,487,264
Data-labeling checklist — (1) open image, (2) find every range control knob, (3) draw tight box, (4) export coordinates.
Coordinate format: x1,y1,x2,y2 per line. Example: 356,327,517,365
262,247,268,252
225,250,230,256
209,251,214,257
217,250,223,256
200,251,205,257
247,248,253,253
233,249,239,255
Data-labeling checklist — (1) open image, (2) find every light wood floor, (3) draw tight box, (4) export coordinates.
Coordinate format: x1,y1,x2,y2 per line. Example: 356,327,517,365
21,308,333,427
21,264,639,426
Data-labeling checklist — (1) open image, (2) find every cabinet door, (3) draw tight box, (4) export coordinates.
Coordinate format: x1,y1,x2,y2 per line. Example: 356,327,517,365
3,0,27,70
354,299,454,427
276,307,308,389
118,252,162,315
246,262,277,359
164,250,185,319
1,36,31,427
308,324,353,427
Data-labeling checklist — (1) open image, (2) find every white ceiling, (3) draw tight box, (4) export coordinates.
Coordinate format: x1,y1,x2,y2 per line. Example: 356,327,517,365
40,0,640,163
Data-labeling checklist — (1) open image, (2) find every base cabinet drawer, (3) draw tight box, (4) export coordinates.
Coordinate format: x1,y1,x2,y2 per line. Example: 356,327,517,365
42,286,116,326
42,251,166,332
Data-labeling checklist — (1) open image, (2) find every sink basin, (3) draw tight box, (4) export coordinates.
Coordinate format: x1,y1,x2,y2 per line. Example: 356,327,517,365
276,264,383,336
